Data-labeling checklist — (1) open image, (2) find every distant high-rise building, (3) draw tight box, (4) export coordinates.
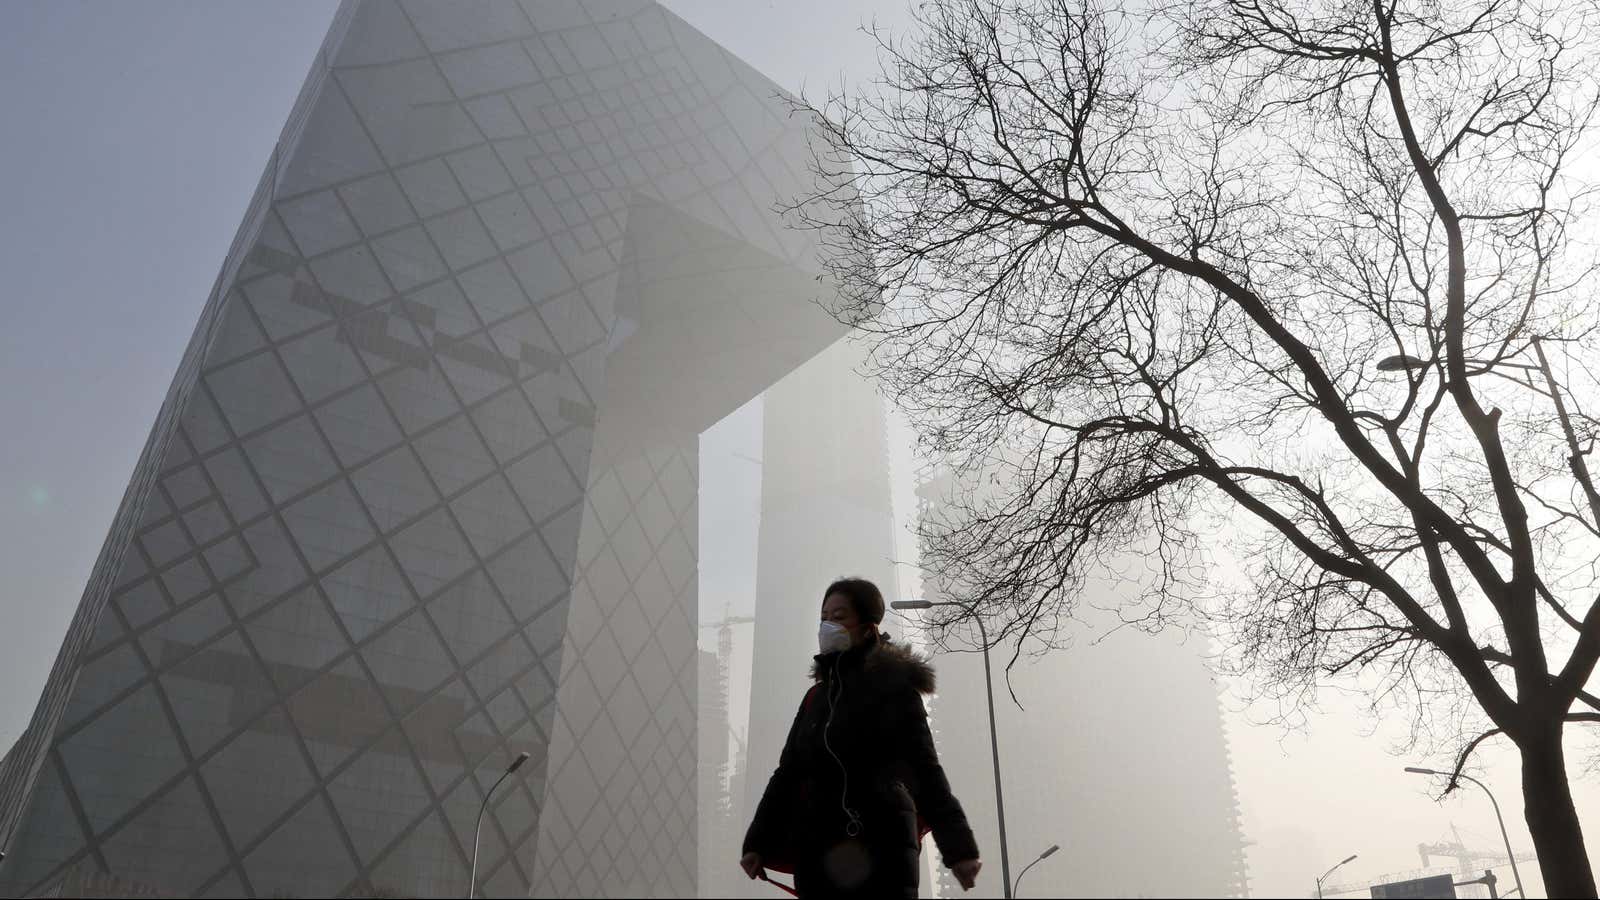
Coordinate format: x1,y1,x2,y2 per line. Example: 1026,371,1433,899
697,615,752,899
697,647,730,896
913,466,1250,899
725,728,749,877
0,2,856,897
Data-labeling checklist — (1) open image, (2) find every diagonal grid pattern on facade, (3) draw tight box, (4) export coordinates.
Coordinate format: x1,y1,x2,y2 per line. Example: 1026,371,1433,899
0,1,856,897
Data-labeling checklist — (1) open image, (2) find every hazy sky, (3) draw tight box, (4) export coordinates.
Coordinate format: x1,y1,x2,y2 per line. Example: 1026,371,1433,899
3,2,1598,897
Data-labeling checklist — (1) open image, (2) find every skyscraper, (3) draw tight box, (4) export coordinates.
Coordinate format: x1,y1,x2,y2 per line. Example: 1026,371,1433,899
696,646,730,896
696,614,752,900
913,466,1251,899
0,2,855,896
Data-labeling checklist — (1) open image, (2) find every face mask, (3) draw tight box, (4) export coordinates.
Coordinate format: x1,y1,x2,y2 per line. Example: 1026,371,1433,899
818,620,852,654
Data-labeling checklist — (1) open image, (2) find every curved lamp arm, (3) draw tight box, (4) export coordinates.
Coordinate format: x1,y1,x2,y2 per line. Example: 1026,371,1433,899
469,751,530,898
1013,844,1060,896
1316,854,1357,899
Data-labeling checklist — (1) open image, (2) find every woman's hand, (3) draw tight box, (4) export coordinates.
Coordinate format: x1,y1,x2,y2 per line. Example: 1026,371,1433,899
951,858,982,890
740,852,764,879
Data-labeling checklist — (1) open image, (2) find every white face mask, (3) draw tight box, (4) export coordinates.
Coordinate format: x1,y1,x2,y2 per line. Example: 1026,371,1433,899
818,620,853,654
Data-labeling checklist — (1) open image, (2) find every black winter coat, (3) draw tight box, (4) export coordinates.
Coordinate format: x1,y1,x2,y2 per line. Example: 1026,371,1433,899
743,635,980,898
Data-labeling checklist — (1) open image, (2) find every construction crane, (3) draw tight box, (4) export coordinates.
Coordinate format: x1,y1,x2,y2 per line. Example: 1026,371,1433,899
1418,824,1537,872
1417,824,1537,898
697,611,755,710
699,615,757,630
699,613,756,661
1320,825,1538,898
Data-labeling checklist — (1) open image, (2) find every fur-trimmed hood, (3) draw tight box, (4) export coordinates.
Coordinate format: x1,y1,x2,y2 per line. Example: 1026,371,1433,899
811,634,937,695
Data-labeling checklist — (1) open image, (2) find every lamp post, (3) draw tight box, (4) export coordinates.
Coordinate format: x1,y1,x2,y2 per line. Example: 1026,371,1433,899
891,598,1013,898
1316,853,1358,899
1013,843,1060,896
469,751,530,899
1405,766,1526,898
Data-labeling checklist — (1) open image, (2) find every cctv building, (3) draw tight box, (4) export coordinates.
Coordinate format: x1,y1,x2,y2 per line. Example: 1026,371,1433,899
0,1,862,896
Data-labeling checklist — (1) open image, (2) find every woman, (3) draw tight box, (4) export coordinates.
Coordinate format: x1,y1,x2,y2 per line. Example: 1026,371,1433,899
739,577,983,897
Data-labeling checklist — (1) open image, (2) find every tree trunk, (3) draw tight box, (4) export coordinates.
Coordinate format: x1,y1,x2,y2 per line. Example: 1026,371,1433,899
1521,731,1597,897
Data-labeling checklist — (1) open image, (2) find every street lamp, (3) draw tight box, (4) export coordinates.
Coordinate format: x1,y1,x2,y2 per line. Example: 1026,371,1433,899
1375,341,1600,529
1375,352,1545,386
1316,853,1358,899
1405,766,1526,898
1013,843,1060,896
469,751,530,899
891,598,1014,898
1375,353,1428,372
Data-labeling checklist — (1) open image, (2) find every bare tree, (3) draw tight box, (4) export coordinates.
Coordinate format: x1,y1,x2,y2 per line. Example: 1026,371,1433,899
791,0,1600,892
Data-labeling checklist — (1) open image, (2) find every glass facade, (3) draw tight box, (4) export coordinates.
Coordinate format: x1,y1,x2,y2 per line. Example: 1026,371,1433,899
0,2,852,897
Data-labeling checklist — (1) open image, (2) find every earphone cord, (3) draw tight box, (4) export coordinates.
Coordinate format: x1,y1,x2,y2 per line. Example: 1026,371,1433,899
822,665,864,837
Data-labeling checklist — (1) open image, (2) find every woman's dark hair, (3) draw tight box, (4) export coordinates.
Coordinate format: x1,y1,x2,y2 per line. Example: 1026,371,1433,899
822,577,885,625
